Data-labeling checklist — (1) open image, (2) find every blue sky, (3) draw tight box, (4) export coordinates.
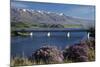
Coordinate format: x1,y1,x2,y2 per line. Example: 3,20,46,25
11,1,95,20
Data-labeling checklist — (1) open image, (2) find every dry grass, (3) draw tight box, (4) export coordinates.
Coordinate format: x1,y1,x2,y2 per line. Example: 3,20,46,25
10,57,33,66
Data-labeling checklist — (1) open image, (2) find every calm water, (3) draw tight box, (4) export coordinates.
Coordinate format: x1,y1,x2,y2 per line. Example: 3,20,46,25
11,31,88,57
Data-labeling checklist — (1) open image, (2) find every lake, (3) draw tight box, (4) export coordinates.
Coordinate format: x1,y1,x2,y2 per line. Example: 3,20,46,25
11,30,88,57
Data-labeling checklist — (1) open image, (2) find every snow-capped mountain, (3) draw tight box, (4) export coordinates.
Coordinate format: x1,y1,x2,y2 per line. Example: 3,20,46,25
11,8,94,27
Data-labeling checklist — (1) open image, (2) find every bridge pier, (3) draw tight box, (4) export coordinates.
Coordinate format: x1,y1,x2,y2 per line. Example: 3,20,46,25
30,32,33,37
47,32,51,37
67,32,70,38
87,32,90,39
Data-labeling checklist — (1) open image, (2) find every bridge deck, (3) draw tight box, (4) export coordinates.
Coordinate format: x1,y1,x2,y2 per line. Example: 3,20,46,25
13,28,89,32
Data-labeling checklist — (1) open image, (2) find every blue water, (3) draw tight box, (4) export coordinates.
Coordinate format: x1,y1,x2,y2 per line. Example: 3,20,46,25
11,31,87,57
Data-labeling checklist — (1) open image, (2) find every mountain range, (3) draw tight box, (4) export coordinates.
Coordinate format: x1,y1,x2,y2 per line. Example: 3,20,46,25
11,8,95,29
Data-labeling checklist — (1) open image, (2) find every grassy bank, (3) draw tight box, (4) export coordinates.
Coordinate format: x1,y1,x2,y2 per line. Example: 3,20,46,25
63,24,82,28
11,22,82,31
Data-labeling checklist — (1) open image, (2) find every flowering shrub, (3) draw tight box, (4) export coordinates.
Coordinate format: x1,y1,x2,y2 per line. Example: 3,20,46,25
30,45,64,64
63,43,89,62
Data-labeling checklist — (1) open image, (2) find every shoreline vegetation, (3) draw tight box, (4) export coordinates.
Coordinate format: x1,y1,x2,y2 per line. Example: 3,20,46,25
11,22,83,30
10,38,95,66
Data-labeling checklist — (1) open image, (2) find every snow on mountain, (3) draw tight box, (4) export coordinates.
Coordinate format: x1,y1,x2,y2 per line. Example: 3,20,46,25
59,13,64,16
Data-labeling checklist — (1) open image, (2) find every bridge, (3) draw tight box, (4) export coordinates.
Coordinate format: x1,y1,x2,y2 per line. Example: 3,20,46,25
12,28,91,39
